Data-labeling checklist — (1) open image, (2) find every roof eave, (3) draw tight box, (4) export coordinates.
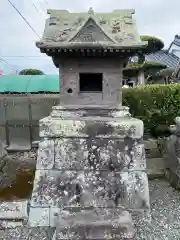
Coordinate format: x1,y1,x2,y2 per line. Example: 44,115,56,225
36,40,147,50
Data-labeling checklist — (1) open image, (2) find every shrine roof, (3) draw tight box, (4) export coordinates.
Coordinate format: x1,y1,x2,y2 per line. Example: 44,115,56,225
36,8,147,50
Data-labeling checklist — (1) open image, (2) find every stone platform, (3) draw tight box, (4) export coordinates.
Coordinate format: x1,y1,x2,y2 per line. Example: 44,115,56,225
53,208,134,239
28,105,150,238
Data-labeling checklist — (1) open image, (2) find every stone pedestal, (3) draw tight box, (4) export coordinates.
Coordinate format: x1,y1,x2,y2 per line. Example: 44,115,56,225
54,208,134,239
28,105,150,237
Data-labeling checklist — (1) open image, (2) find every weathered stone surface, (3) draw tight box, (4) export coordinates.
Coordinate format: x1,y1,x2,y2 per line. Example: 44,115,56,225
30,169,149,210
162,117,180,189
28,207,50,227
2,180,180,239
54,138,145,171
55,208,134,239
0,227,54,240
29,106,150,233
0,201,28,220
36,9,147,49
39,116,144,139
36,140,55,170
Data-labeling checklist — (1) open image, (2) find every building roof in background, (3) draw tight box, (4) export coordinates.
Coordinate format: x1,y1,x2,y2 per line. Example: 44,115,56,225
131,50,180,68
145,50,180,68
0,75,60,93
172,35,180,48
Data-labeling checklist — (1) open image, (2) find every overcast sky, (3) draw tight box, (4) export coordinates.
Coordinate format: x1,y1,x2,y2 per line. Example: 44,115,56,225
0,0,179,74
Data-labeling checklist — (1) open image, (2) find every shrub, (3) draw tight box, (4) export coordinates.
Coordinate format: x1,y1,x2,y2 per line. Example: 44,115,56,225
19,69,44,75
157,68,175,77
123,61,167,78
122,84,180,138
140,35,164,53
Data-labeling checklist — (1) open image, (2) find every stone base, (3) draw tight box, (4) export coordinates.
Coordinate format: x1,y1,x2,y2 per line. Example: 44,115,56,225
29,169,150,227
29,105,150,228
0,227,54,240
54,208,134,239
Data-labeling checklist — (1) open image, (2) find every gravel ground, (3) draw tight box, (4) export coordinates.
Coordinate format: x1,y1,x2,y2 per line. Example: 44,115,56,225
135,179,180,239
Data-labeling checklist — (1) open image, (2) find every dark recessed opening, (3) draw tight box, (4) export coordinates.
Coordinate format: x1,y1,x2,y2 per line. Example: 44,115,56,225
49,23,56,26
67,88,73,93
79,73,103,92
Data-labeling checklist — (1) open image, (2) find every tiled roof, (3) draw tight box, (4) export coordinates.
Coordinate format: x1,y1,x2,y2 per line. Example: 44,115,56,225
132,50,180,68
171,35,180,48
145,50,180,68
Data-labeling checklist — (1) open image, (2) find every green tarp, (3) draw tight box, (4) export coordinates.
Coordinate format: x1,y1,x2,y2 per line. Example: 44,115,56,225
0,75,60,92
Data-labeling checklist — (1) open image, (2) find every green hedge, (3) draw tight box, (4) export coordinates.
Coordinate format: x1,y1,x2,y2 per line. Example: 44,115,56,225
122,84,180,137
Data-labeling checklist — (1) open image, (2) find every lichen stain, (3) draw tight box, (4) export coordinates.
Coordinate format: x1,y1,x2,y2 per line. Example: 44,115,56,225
81,122,114,136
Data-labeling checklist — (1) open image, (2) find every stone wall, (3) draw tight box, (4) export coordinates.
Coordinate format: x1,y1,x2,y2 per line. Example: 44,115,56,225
58,58,123,105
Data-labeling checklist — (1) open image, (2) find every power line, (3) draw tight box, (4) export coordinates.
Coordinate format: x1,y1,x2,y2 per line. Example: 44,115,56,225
28,0,44,17
7,0,40,38
0,56,51,61
36,0,46,12
1,56,49,58
0,58,19,72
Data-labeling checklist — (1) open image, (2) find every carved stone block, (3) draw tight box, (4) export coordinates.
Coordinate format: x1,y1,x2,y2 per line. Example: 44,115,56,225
36,140,55,170
55,208,134,240
28,207,50,227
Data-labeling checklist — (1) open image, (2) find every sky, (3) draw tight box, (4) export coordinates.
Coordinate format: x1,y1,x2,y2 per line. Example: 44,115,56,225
0,0,180,74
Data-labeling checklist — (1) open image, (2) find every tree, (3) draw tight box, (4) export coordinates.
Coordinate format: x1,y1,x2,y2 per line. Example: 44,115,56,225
157,68,175,77
123,61,167,78
148,68,175,84
140,35,164,54
19,68,44,75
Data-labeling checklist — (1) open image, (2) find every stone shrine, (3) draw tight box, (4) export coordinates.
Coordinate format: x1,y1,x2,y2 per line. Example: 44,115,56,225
28,8,150,239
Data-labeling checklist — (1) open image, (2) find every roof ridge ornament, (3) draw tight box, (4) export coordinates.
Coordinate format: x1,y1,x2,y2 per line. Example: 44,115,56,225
88,7,94,16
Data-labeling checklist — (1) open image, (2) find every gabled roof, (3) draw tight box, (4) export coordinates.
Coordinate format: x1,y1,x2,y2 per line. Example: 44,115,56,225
36,8,147,50
69,17,115,44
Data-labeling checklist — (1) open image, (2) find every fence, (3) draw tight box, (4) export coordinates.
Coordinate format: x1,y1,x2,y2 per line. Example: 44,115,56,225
0,94,60,151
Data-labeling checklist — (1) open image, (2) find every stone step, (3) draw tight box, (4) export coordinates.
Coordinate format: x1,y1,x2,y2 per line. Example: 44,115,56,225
0,200,28,229
146,157,165,180
143,139,162,158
